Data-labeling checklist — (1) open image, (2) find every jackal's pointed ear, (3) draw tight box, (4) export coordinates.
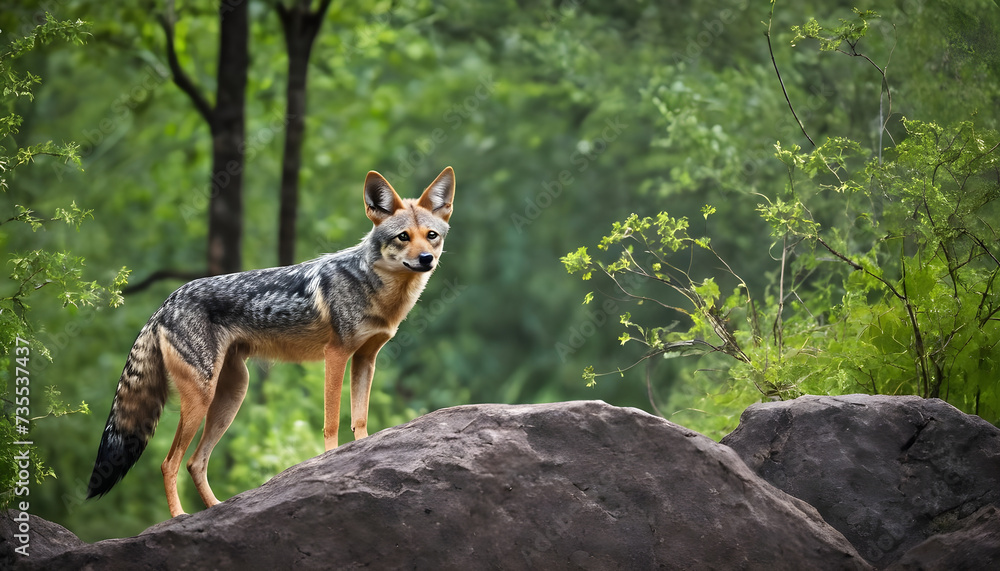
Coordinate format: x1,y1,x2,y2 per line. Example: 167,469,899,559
364,171,405,224
418,166,455,222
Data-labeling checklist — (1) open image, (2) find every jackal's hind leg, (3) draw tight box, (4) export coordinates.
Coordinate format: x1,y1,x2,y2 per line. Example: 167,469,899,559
188,346,249,509
161,341,217,518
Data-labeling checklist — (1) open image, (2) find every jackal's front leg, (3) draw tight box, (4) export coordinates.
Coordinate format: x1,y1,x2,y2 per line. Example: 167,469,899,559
349,335,390,440
323,344,350,451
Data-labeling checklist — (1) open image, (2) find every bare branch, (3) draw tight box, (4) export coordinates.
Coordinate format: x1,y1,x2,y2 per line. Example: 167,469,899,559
123,269,206,295
158,2,213,124
766,4,814,146
645,358,664,417
773,235,788,351
604,269,692,315
815,235,914,308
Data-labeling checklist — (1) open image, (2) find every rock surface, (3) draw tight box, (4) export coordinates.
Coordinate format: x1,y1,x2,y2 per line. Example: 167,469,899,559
0,510,85,568
885,504,1000,570
7,401,869,570
721,394,1000,568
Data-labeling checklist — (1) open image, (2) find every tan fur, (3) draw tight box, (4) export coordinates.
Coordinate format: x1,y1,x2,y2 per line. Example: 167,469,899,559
244,320,334,362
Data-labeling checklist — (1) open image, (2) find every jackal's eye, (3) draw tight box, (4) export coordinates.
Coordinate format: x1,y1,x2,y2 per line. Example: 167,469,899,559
396,232,410,242
427,230,439,240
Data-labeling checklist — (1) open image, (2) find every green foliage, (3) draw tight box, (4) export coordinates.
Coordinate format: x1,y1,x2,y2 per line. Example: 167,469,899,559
565,7,1000,439
567,120,1000,439
791,8,880,53
0,14,122,509
0,14,88,192
763,118,1000,413
567,118,1000,435
563,213,753,382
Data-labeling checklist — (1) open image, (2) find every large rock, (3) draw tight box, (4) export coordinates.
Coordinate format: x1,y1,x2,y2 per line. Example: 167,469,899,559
886,504,1000,570
721,394,1000,568
11,401,868,570
0,510,84,567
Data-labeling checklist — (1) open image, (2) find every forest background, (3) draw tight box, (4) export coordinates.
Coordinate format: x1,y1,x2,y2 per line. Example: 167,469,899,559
2,0,998,542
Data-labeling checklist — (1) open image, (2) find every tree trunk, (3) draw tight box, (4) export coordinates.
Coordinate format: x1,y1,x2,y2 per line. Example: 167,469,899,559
208,0,250,276
149,0,249,287
276,0,332,266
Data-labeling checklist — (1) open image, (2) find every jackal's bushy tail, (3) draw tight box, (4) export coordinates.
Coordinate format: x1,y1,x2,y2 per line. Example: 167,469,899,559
87,323,170,498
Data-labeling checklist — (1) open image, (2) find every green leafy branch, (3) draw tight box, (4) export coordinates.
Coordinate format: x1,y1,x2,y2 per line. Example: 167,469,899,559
790,8,896,159
0,13,116,506
564,118,1000,423
0,14,90,192
0,14,89,63
2,201,93,230
790,8,880,53
560,6,999,428
562,210,764,396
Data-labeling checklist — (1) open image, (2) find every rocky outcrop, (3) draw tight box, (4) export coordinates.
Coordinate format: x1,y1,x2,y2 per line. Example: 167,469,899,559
721,394,1000,569
886,504,1000,571
7,396,997,570
0,510,84,568
7,401,869,570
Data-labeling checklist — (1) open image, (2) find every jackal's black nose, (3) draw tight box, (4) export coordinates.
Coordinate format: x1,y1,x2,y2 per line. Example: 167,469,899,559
418,253,434,267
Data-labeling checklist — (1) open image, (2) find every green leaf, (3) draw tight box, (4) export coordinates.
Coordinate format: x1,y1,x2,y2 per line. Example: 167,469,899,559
694,278,721,309
561,246,593,280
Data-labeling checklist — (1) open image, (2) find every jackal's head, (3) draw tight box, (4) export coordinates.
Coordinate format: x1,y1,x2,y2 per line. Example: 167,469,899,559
364,166,455,274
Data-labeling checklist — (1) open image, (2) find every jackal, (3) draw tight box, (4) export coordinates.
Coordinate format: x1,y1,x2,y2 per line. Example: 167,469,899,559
87,167,455,517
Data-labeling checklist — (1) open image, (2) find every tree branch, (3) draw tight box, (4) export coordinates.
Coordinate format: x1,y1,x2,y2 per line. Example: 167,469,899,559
766,3,814,146
158,3,213,124
815,235,863,271
815,235,912,302
840,28,896,162
122,269,206,295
